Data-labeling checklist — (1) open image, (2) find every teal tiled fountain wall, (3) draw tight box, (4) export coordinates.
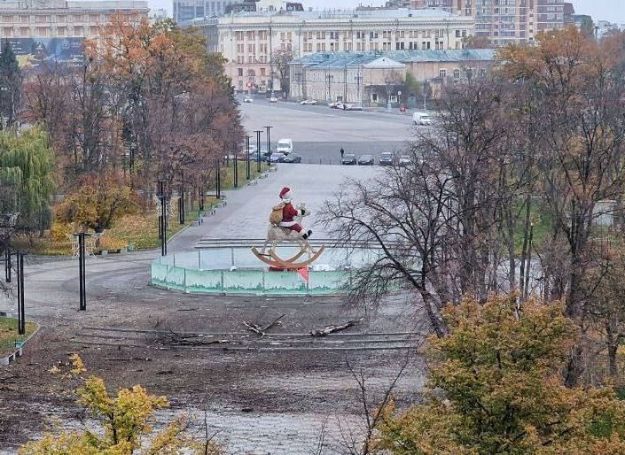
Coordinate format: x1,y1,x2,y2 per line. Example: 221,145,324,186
150,247,378,295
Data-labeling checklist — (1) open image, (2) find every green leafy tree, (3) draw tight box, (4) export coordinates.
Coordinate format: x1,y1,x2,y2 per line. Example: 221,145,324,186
0,127,55,232
375,296,625,454
0,40,22,128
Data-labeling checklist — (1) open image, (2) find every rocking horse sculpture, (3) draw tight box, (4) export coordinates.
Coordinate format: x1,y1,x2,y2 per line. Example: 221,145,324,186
251,187,325,270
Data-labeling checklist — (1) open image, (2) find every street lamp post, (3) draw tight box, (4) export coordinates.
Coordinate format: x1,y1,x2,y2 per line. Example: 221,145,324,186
16,251,24,333
158,181,167,256
178,171,185,225
233,142,239,188
215,158,221,200
264,125,272,163
76,233,88,312
254,129,263,173
245,135,251,180
4,248,11,283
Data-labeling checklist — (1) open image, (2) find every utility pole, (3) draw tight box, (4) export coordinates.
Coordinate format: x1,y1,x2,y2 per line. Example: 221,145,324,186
4,248,11,282
355,69,363,107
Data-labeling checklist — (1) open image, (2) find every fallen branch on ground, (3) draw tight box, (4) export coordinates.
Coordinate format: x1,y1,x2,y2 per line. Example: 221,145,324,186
310,320,358,337
243,314,286,337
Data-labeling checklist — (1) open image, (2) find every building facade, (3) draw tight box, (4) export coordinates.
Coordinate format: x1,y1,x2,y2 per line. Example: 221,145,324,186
457,0,564,45
290,49,495,106
0,0,148,39
203,9,474,93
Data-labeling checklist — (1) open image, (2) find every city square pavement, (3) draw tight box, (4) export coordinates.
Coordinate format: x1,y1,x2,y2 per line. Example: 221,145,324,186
170,163,379,251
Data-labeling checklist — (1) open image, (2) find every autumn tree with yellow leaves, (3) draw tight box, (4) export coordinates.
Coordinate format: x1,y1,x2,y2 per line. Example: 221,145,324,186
20,354,222,455
374,296,625,455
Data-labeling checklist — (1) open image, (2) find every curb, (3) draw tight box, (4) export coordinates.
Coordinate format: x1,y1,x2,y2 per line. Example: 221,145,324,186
0,322,41,367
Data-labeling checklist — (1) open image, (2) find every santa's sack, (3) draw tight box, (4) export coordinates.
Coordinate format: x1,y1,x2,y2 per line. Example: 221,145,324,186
269,203,285,225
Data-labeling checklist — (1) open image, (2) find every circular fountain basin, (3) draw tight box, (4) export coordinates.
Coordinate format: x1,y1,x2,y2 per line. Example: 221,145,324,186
150,243,379,296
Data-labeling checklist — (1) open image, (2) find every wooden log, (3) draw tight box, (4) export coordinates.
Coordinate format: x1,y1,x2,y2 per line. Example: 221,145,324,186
310,320,358,337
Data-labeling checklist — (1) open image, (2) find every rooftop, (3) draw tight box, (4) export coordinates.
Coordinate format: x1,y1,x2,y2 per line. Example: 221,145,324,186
291,49,496,68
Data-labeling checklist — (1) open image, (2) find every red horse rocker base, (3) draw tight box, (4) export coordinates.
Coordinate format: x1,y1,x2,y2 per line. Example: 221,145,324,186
251,187,325,270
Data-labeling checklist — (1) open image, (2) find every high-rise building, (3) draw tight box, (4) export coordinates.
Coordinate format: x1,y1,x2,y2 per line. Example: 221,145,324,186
457,0,564,45
174,0,240,23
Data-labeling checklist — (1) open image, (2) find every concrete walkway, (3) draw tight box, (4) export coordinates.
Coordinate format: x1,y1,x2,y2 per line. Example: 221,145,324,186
169,163,379,251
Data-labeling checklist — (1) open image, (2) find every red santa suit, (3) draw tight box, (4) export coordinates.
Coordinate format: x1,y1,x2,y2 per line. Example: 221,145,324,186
277,187,311,239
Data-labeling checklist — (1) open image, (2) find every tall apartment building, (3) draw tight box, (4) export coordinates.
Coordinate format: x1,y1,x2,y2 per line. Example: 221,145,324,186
456,0,564,45
0,0,148,38
174,0,240,23
201,9,474,92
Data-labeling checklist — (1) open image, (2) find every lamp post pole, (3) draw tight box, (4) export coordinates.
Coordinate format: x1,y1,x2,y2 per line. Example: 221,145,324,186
16,251,24,333
179,171,185,225
254,129,263,173
158,181,167,257
264,125,272,166
77,234,87,311
245,135,251,180
215,158,221,200
233,142,239,188
4,248,11,282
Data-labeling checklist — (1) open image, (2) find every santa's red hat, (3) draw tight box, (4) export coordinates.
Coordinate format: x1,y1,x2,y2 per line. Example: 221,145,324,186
279,187,291,199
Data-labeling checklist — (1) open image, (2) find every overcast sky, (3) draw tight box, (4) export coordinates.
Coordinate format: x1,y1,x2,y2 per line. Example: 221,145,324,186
149,0,625,24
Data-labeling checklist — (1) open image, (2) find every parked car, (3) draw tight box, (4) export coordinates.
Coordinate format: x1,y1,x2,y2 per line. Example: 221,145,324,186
300,99,318,105
276,138,293,155
329,101,345,109
412,111,432,125
346,104,364,111
243,95,253,103
282,153,302,163
358,154,374,165
399,155,412,167
269,95,278,103
341,153,357,165
379,152,395,166
246,145,268,159
268,152,287,163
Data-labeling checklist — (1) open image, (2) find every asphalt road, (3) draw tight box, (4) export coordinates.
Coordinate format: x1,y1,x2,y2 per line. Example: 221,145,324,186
239,96,422,164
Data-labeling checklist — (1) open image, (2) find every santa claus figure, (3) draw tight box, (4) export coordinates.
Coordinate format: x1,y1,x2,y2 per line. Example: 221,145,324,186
279,187,312,239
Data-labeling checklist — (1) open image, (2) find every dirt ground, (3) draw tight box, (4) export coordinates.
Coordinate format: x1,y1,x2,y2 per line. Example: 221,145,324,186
0,254,427,454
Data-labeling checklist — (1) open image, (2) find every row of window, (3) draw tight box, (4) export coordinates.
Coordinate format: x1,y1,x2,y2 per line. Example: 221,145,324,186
234,29,468,41
1,25,98,37
0,13,120,23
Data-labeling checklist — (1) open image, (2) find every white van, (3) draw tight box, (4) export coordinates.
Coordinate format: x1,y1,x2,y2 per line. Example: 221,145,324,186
276,138,293,154
412,112,432,126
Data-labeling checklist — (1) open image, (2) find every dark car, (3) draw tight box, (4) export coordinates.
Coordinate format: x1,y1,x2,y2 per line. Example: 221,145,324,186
379,152,394,166
268,152,287,163
282,154,302,163
341,153,357,165
358,154,374,165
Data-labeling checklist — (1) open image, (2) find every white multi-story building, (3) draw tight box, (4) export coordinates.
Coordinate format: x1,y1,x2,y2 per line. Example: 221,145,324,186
0,0,148,39
205,8,474,92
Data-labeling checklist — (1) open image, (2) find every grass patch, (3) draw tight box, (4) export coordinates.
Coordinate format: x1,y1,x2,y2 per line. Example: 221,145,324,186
10,165,271,255
0,317,37,356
